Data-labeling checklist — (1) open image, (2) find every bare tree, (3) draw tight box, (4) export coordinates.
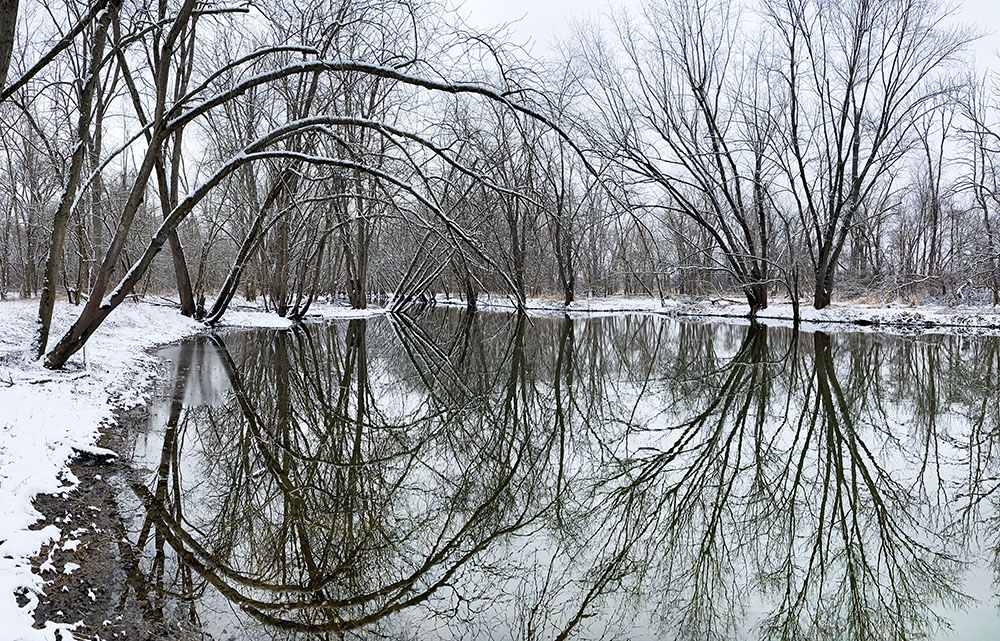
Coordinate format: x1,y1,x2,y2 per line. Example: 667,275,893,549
765,0,971,308
576,0,778,315
959,74,1000,305
33,1,116,357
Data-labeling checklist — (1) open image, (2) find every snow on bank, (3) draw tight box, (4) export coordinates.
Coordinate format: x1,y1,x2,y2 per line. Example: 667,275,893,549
305,301,386,320
437,294,1000,333
0,298,380,641
147,297,387,329
0,300,199,640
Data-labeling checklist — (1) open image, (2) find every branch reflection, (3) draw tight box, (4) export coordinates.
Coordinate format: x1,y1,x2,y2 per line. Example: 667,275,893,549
122,311,1000,640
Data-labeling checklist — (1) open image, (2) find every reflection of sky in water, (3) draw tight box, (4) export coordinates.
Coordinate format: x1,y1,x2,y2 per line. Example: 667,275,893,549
122,311,1000,640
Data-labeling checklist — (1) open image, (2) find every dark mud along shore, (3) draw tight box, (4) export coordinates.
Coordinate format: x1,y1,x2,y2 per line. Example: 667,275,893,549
27,404,203,640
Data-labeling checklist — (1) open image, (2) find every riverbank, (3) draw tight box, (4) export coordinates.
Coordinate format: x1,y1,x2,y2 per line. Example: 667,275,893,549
437,294,1000,333
24,404,204,640
0,298,384,640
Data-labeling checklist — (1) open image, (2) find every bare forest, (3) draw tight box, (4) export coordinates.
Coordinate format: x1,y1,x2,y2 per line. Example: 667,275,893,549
1,0,996,368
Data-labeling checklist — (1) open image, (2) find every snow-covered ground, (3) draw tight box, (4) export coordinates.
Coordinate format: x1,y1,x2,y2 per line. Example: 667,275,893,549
0,298,384,641
438,293,1000,333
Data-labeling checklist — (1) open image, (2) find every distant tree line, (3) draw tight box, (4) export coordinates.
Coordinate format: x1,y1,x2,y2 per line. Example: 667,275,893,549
0,0,997,367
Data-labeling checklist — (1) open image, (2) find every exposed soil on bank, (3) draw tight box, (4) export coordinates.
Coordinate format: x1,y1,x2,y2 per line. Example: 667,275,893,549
27,405,203,640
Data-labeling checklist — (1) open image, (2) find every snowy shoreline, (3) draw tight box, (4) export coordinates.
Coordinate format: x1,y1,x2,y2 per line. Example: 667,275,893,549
436,294,1000,334
0,298,384,640
2,294,999,638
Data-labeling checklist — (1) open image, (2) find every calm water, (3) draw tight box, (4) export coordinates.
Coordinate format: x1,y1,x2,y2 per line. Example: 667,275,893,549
120,309,1000,640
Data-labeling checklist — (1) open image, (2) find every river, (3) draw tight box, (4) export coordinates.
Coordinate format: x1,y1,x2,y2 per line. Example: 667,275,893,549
119,309,1000,640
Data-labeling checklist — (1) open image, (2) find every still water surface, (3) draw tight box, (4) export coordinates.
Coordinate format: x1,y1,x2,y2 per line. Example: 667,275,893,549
122,309,1000,640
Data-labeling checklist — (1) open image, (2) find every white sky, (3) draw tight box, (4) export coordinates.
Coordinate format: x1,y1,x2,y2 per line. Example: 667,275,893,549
455,0,1000,72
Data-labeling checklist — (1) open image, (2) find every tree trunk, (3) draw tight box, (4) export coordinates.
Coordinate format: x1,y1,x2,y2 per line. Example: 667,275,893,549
151,160,196,315
153,146,196,315
814,257,834,309
553,208,574,306
744,282,768,318
0,0,18,91
345,182,370,310
166,230,195,314
791,266,800,324
34,6,112,357
270,213,290,315
464,273,477,311
87,91,106,291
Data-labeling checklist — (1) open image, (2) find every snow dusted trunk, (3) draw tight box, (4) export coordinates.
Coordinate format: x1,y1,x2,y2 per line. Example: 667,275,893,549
205,172,293,325
0,0,17,91
744,282,768,318
813,255,835,310
45,140,237,368
34,5,114,358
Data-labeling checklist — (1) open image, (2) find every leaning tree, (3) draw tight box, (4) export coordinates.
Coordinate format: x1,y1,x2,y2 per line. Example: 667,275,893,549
30,0,588,368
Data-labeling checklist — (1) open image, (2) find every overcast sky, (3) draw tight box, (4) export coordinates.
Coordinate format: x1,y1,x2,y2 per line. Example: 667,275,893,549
455,0,1000,72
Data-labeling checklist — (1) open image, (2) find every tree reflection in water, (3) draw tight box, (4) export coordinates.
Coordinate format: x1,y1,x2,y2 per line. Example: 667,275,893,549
120,310,1000,640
